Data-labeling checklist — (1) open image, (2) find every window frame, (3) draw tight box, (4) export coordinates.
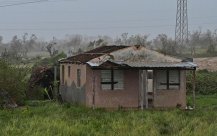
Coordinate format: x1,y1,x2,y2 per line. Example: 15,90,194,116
156,70,180,90
101,69,124,90
68,66,71,78
77,69,81,88
61,65,65,85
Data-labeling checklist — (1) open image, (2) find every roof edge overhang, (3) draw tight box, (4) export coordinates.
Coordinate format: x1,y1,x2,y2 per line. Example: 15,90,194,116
91,67,196,70
89,60,197,70
59,57,197,71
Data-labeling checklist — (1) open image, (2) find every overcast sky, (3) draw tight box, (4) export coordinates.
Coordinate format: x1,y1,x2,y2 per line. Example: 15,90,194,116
0,0,217,42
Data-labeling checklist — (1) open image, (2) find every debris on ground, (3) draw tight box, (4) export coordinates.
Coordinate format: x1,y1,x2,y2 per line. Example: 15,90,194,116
27,66,54,100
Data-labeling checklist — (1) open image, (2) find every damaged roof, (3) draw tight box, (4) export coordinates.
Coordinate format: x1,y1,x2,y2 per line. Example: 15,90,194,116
59,45,129,63
60,45,197,69
85,45,129,54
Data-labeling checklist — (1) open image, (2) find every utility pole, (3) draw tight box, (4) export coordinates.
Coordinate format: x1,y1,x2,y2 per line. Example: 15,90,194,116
175,0,188,54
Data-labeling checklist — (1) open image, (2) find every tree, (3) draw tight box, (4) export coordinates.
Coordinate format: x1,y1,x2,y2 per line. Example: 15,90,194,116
128,34,150,47
204,30,216,54
28,34,38,51
10,35,22,59
189,30,201,56
46,43,55,56
88,38,108,50
121,33,128,45
0,36,3,45
46,37,58,57
114,33,150,46
20,33,29,57
153,34,176,55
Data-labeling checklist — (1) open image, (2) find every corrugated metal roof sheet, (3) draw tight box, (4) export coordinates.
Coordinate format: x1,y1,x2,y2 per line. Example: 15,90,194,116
59,45,129,63
109,61,197,69
85,45,129,53
61,54,102,63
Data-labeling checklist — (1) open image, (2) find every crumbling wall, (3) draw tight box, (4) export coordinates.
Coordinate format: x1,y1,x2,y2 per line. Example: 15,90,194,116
60,83,86,104
59,64,86,104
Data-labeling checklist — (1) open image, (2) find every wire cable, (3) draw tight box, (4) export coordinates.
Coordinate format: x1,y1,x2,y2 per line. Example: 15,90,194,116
0,22,216,31
0,0,75,8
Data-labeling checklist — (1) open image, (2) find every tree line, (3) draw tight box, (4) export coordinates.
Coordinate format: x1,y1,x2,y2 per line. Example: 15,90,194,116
0,29,217,62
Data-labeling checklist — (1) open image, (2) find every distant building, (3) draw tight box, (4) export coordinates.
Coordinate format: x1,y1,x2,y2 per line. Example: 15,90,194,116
59,45,197,109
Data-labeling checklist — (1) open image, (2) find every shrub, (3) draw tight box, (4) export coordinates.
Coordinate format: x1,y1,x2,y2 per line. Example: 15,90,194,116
187,70,217,95
0,59,30,105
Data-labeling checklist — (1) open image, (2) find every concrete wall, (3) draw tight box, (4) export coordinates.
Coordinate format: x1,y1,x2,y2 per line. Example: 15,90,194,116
85,65,94,107
85,68,140,108
59,64,86,104
153,70,186,108
59,63,187,109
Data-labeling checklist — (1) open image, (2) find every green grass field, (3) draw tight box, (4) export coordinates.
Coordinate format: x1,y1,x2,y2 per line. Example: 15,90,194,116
0,95,217,136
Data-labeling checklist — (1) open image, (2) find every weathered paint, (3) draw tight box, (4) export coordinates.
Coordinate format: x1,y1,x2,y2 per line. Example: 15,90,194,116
153,70,186,108
85,67,140,108
60,63,187,109
59,63,86,104
85,65,95,107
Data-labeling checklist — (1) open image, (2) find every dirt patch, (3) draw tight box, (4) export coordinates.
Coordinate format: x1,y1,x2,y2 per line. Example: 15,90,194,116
194,57,217,71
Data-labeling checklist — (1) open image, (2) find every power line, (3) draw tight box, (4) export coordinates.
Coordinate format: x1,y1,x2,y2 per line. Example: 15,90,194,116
0,0,74,8
0,22,216,31
0,15,216,25
0,0,48,8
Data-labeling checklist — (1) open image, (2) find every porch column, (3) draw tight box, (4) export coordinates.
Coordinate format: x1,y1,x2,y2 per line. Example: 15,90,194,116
192,70,196,109
139,70,148,110
139,70,144,110
53,65,58,100
92,70,96,109
144,70,148,109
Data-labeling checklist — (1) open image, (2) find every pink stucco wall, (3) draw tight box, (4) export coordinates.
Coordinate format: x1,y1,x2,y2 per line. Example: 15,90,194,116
153,70,187,108
60,64,86,87
85,66,140,108
59,63,87,104
60,63,187,109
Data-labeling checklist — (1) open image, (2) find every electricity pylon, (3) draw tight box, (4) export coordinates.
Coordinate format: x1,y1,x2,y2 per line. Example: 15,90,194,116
175,0,188,53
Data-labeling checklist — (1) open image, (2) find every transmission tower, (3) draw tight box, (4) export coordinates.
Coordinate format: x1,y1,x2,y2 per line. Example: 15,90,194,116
175,0,188,53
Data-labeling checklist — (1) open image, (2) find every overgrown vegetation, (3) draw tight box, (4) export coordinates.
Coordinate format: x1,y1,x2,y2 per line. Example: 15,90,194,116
187,70,217,95
0,95,216,136
27,52,66,100
0,59,30,105
0,51,66,107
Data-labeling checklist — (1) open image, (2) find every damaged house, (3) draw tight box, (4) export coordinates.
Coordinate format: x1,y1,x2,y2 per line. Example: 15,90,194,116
59,45,197,109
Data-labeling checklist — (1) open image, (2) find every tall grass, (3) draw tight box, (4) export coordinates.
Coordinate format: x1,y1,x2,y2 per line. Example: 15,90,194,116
0,95,216,136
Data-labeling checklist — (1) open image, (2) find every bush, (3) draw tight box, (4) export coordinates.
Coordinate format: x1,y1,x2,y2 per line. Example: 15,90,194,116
33,52,66,67
0,59,30,105
187,70,217,95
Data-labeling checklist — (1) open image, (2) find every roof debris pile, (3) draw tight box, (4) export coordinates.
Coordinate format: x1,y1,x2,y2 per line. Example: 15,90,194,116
27,66,54,100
